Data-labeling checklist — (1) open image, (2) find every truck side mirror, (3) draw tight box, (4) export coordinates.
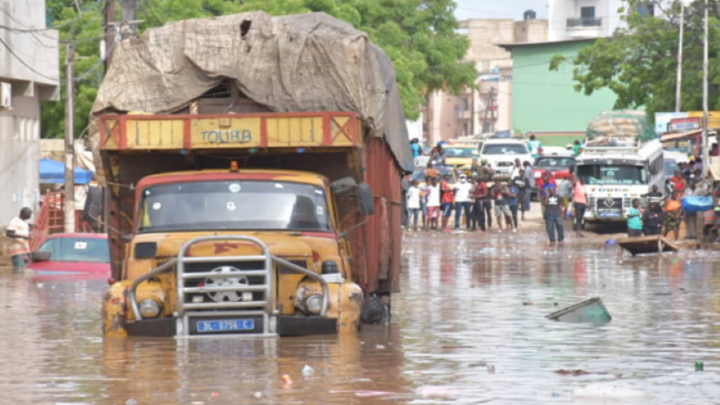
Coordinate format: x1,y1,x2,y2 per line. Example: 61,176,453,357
30,251,52,262
357,183,375,216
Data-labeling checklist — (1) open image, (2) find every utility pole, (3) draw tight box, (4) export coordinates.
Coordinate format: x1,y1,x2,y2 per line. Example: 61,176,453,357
104,0,116,68
119,0,139,38
675,1,685,112
702,0,710,177
64,44,76,233
488,88,496,133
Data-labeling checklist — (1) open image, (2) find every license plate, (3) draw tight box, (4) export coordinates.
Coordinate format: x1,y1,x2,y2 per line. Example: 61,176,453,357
599,211,620,218
197,319,254,333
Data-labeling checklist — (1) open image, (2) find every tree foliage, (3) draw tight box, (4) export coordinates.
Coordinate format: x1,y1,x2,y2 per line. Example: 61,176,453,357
42,0,475,138
549,0,720,118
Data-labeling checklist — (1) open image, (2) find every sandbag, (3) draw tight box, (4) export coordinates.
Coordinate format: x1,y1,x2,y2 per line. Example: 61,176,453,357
586,110,657,141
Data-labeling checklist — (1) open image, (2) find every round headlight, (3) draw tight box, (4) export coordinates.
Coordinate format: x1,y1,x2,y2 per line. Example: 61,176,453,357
304,294,323,315
139,299,161,318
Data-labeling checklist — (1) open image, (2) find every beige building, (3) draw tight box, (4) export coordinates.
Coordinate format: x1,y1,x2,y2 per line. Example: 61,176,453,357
422,16,548,145
0,0,59,224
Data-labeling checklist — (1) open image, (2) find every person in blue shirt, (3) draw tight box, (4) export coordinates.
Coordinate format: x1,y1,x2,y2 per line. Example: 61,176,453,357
527,134,542,158
410,138,421,158
539,172,556,215
626,199,643,237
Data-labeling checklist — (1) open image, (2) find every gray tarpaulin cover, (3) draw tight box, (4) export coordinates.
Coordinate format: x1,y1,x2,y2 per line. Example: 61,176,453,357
92,11,413,171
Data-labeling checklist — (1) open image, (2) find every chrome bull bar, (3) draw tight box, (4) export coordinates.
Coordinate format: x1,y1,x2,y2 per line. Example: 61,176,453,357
127,235,329,338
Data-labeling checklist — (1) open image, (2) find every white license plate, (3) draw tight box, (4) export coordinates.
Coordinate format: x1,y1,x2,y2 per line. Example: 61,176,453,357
197,319,255,333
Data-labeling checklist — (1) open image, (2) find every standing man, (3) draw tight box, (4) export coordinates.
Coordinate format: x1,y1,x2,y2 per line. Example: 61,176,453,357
522,161,535,216
6,207,32,272
683,181,701,240
626,199,643,238
507,180,520,232
425,161,438,181
542,188,564,243
510,158,522,180
472,177,488,231
440,174,454,231
539,172,557,216
527,134,542,159
492,183,513,233
453,174,473,230
572,177,588,238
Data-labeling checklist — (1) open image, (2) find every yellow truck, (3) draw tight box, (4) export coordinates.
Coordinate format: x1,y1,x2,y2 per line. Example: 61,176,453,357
97,111,406,338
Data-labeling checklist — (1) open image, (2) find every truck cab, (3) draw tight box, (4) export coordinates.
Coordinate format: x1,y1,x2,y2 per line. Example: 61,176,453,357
99,111,401,338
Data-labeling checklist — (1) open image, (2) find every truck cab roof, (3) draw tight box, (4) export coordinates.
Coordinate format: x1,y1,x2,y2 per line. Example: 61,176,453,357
138,169,329,189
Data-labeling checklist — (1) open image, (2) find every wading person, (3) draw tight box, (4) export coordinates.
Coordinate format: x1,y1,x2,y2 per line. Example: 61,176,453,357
572,176,588,237
543,187,564,243
6,207,32,273
453,174,472,230
539,172,557,216
663,191,683,241
626,199,643,238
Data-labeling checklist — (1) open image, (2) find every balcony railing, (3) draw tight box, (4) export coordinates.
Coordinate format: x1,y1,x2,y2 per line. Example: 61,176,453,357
567,17,602,28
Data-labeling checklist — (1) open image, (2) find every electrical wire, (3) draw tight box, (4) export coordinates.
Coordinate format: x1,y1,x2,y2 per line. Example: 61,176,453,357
0,36,60,82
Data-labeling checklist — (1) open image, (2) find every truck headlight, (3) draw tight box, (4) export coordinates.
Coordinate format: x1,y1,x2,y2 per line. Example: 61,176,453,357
304,294,323,315
139,299,161,318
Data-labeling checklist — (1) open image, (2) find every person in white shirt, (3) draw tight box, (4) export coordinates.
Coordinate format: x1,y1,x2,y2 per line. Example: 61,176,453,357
425,177,441,230
6,207,32,272
453,174,473,230
406,180,422,231
510,158,522,180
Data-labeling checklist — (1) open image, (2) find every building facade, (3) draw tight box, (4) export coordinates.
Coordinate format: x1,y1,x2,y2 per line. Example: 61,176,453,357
422,17,548,145
0,0,59,224
503,39,617,146
547,0,656,41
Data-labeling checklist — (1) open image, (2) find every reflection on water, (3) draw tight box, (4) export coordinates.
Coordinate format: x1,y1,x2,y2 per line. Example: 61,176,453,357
0,234,719,404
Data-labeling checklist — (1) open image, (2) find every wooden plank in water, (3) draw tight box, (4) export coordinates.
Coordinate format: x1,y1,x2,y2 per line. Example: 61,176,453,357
616,235,679,256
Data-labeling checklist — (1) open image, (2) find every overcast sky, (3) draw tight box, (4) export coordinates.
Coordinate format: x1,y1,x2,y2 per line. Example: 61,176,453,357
453,0,548,21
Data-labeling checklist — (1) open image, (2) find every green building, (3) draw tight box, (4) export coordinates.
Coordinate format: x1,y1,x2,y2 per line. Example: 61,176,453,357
501,39,618,147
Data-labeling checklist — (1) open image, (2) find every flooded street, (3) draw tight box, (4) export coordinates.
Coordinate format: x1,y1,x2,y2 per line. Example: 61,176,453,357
1,231,720,404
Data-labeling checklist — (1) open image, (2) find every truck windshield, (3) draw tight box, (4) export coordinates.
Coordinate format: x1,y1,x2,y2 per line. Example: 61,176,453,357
577,165,647,185
482,144,528,155
138,181,331,233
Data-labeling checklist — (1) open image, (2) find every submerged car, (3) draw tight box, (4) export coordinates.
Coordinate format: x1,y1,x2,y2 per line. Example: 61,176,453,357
27,233,111,280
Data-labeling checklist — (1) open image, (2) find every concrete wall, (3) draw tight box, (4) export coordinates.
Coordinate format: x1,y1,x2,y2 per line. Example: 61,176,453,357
0,95,41,223
514,20,550,43
0,0,59,225
511,40,617,133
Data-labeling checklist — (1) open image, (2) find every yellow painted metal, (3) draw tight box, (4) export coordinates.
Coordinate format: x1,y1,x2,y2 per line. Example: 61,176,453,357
102,281,129,338
330,116,354,146
190,117,261,148
126,118,185,149
266,116,323,146
296,281,363,330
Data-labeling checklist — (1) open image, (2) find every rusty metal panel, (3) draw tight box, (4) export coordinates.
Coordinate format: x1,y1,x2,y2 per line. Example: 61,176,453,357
348,138,402,295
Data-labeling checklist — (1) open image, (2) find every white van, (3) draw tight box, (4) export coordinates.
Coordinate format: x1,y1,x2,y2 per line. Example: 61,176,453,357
575,137,664,223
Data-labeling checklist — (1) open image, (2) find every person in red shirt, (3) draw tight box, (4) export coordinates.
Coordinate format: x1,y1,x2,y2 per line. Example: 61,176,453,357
670,171,686,194
440,174,454,230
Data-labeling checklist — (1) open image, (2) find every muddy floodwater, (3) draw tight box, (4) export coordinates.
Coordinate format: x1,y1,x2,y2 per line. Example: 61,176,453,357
1,231,720,404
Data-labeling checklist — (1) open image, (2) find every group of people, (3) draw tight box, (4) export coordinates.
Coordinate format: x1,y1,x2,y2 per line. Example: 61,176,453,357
636,172,720,242
405,167,527,233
